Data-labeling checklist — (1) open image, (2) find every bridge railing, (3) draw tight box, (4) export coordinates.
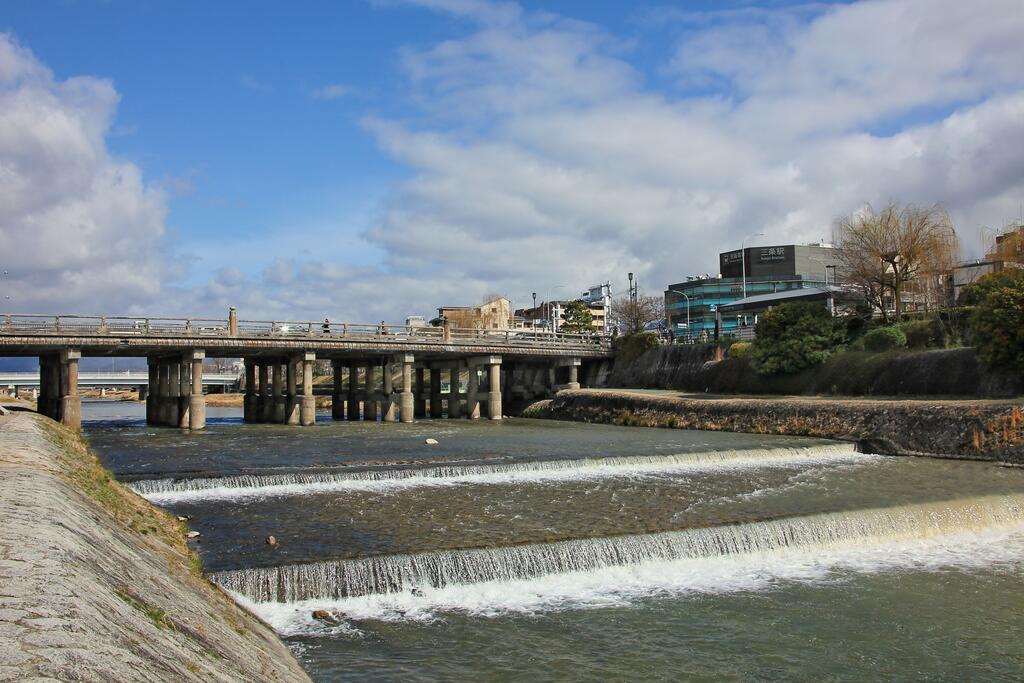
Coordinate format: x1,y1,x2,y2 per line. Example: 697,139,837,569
2,314,610,349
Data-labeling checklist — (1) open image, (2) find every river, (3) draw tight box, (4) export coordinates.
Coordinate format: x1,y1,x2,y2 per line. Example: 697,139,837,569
81,399,1024,681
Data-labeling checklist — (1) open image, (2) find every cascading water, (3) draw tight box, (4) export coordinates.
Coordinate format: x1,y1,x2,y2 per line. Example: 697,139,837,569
211,494,1024,604
131,443,866,502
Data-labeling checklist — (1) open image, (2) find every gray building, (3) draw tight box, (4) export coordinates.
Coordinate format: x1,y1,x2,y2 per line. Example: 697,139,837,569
666,242,839,339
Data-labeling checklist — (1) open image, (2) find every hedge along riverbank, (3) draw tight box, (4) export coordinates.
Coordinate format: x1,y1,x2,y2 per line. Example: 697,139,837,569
608,345,1023,398
522,389,1024,462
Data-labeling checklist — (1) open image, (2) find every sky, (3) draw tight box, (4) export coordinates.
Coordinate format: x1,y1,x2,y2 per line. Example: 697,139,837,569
1,0,1023,323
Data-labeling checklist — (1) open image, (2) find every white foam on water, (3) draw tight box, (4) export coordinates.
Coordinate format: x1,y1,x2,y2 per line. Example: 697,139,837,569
235,525,1024,637
212,495,1024,636
131,444,870,503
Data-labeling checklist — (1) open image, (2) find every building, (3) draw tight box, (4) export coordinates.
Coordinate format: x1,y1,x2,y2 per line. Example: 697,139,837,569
950,259,1023,303
665,242,839,339
579,282,612,335
513,282,612,335
433,296,513,330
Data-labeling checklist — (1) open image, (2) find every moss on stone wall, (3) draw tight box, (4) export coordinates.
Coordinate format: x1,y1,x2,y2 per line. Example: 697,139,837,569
527,390,1024,462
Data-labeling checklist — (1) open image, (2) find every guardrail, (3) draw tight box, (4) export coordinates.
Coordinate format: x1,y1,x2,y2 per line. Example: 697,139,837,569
0,314,611,350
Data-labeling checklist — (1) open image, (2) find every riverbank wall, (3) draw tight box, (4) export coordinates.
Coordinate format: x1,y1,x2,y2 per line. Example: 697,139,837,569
608,345,1023,398
523,390,1024,462
0,410,311,682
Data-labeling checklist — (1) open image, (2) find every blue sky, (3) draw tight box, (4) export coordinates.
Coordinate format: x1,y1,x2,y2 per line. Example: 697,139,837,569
1,0,1022,321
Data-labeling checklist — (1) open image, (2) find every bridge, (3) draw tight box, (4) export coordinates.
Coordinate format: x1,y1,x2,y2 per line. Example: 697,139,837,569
0,313,614,431
0,371,240,391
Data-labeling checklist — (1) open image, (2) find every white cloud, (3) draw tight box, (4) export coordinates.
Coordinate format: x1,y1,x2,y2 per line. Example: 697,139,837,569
307,82,352,101
240,74,272,93
355,0,1024,308
0,33,173,313
4,1,1023,324
309,83,351,101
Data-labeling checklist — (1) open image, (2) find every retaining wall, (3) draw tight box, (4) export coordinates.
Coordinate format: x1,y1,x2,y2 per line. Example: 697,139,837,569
524,389,1024,462
609,345,1023,398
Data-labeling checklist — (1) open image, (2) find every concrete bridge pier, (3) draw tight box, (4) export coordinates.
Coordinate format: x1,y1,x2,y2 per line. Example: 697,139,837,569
259,362,272,423
272,361,286,423
168,360,180,427
189,350,205,430
430,367,443,419
243,359,257,423
364,364,378,422
564,357,581,390
300,352,316,426
148,360,160,425
38,352,63,425
286,357,300,426
347,363,359,421
330,360,344,421
468,355,502,420
177,355,191,429
58,349,81,430
156,362,170,426
383,360,397,423
488,358,502,420
414,367,426,418
448,363,463,419
467,363,481,419
398,354,415,423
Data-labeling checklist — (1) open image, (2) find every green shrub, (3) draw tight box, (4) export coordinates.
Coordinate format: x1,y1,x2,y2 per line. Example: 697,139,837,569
899,318,947,349
612,332,661,365
750,302,846,375
970,269,1024,372
728,342,752,359
863,326,907,352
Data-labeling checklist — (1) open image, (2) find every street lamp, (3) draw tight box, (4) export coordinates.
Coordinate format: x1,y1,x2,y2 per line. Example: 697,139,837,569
668,289,691,342
741,232,764,299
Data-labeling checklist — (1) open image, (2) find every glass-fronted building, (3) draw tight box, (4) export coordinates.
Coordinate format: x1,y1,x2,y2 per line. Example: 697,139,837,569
665,243,838,339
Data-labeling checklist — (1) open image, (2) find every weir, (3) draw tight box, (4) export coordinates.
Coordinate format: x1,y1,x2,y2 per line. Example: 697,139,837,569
211,494,1024,603
131,443,865,503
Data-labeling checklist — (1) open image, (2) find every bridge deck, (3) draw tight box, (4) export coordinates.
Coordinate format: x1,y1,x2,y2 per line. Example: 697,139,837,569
0,314,613,360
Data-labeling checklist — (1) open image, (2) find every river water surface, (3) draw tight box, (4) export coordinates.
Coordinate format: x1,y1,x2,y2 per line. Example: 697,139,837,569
81,400,1024,681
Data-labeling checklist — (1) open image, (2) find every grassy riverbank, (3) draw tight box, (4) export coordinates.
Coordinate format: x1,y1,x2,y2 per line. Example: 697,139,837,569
0,411,310,682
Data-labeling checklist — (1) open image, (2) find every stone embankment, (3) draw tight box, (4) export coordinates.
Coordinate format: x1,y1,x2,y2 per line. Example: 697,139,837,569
0,411,311,682
609,345,1024,398
523,389,1024,463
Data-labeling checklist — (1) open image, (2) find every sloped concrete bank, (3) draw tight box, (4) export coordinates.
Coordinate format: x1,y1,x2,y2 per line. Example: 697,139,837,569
523,390,1024,462
0,411,311,682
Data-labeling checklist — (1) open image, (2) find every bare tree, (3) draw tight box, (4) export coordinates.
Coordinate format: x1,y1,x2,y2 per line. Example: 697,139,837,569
609,294,662,335
835,203,959,321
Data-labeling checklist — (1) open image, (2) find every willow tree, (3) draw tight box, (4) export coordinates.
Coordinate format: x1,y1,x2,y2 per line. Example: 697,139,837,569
835,203,959,321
